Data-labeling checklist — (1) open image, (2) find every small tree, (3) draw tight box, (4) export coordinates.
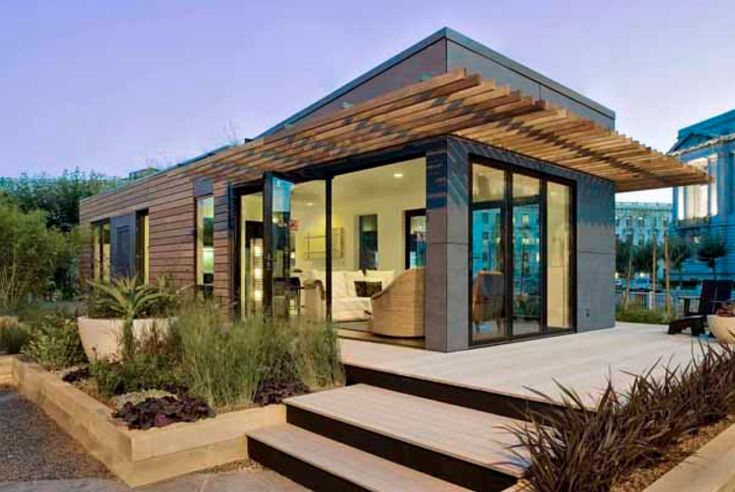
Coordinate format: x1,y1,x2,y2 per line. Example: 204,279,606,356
0,200,68,310
669,234,693,279
697,234,728,280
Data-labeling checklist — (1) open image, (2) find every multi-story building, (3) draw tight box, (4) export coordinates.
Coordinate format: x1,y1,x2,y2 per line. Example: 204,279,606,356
671,109,735,283
614,202,672,245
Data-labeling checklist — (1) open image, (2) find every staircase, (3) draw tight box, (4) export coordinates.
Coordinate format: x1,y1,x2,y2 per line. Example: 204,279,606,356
247,384,528,491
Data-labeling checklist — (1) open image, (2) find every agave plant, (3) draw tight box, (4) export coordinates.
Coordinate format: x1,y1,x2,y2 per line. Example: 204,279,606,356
87,277,164,320
87,277,168,361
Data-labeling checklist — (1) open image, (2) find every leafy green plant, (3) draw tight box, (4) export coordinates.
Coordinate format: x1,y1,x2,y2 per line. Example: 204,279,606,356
509,344,735,492
21,311,87,370
0,321,30,354
90,354,183,397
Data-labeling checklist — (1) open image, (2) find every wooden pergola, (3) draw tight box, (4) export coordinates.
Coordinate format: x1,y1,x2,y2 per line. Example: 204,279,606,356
199,70,708,191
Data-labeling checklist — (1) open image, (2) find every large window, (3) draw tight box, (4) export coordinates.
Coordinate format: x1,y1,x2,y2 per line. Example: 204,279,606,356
135,210,149,283
92,221,111,282
680,157,715,220
196,196,214,292
470,161,574,345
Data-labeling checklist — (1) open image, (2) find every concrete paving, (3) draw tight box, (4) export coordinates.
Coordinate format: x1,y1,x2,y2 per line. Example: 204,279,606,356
0,471,306,491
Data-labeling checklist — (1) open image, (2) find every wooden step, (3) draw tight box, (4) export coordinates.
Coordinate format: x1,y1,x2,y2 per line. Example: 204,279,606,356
247,424,470,492
285,384,527,490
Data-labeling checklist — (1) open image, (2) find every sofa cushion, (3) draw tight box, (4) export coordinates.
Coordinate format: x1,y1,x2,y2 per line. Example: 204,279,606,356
366,269,395,288
332,297,372,322
343,270,365,298
310,270,351,299
355,280,382,298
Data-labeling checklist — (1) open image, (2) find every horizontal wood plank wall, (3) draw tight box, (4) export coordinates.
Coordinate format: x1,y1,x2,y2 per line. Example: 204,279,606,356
80,167,228,308
213,179,232,318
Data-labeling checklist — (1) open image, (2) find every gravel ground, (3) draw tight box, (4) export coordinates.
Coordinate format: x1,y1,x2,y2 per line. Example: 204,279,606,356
0,387,305,491
0,388,111,482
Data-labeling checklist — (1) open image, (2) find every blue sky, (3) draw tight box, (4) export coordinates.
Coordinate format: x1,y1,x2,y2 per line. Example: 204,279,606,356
1,1,733,202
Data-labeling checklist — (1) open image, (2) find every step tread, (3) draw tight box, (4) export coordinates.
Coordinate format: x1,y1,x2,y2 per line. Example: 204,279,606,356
285,384,528,477
248,424,471,492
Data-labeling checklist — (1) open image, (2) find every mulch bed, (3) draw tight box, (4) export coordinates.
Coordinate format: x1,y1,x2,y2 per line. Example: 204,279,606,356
612,413,735,491
0,387,112,482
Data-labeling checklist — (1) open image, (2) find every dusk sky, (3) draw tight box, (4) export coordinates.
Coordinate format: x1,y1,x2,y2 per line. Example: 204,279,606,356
2,1,733,203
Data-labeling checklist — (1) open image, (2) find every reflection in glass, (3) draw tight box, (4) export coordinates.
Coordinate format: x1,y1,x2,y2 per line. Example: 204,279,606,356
512,174,541,336
547,182,572,329
92,221,111,282
197,196,214,292
406,212,426,268
241,193,264,318
471,164,507,342
270,177,294,318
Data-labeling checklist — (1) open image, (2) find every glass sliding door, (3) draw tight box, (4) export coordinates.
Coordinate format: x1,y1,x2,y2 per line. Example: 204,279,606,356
547,182,573,330
470,160,574,346
240,192,264,318
471,165,508,343
512,174,541,336
264,175,295,318
261,174,328,320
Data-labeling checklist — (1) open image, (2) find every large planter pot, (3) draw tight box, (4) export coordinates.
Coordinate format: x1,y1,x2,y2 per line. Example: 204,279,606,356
77,317,173,361
708,315,735,344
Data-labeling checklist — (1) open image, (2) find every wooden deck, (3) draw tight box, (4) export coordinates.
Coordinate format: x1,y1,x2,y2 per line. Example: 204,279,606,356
340,323,708,409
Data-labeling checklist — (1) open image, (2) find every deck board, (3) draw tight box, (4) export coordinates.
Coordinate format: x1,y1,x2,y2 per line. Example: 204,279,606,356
287,384,527,476
248,424,471,491
340,323,708,408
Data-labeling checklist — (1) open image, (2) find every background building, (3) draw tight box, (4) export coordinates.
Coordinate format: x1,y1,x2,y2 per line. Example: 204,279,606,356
671,109,735,283
615,202,672,245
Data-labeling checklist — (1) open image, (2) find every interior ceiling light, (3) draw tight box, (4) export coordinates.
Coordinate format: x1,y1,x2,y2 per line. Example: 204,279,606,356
393,172,404,179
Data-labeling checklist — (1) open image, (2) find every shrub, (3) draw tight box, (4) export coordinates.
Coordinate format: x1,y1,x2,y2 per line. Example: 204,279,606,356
297,322,344,389
0,321,30,354
172,302,343,409
616,306,671,325
21,310,87,370
510,343,735,492
173,302,259,408
91,354,183,397
0,200,71,310
90,326,183,397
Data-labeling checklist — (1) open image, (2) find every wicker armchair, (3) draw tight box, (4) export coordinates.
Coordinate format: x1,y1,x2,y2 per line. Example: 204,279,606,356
370,268,425,337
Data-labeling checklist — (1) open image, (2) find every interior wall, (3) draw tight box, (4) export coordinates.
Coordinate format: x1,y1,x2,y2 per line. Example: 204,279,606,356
292,158,426,276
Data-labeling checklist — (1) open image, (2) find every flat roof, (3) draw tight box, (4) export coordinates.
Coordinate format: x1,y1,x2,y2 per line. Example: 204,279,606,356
257,27,615,138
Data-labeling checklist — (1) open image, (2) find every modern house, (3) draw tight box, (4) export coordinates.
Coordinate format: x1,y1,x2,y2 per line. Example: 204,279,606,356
671,109,735,284
614,202,672,245
79,27,707,352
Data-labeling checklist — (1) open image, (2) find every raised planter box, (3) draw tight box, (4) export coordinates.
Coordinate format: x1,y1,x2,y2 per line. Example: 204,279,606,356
0,355,285,486
645,419,735,491
77,316,173,361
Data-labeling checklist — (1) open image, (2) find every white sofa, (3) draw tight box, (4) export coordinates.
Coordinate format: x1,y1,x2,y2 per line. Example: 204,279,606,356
306,269,395,322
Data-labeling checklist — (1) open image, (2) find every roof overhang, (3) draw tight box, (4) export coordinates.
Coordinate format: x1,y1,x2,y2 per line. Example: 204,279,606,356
198,70,709,192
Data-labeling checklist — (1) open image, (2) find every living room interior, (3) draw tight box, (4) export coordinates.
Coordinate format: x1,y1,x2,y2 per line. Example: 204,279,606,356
238,157,428,347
